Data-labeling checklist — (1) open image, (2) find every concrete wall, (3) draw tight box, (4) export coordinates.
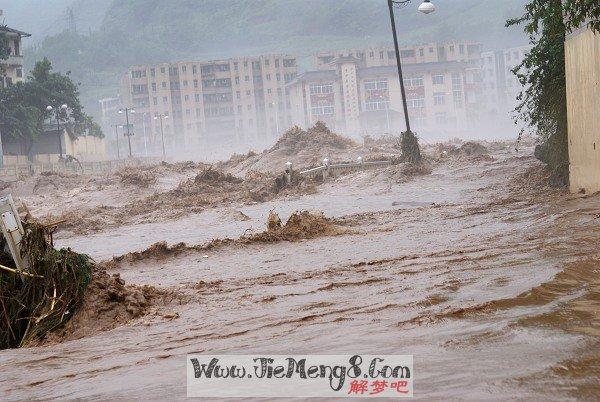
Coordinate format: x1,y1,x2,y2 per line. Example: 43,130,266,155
565,27,600,193
1,130,108,165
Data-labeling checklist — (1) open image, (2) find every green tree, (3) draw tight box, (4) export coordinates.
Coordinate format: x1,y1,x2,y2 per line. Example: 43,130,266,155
508,0,600,185
0,58,103,159
0,30,11,77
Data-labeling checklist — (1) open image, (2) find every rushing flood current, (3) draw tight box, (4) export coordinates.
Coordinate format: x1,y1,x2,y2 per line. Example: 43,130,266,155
1,150,600,400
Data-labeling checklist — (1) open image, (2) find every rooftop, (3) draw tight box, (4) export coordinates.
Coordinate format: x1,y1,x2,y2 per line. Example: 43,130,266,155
0,25,32,38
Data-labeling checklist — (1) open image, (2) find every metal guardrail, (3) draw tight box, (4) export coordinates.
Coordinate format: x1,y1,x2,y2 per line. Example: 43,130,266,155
0,157,163,181
291,157,393,183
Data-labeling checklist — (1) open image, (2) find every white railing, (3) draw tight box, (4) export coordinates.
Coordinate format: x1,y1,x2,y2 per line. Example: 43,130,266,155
286,157,393,183
0,157,164,181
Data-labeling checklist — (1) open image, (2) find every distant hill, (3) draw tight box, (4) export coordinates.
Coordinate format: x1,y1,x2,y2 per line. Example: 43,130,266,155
18,0,529,117
0,0,112,41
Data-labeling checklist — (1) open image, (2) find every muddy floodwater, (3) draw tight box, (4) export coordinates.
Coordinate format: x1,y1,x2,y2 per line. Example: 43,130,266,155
1,148,600,400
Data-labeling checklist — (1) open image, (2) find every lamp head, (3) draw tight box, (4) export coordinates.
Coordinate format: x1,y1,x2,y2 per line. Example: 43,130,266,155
46,105,53,111
418,0,436,14
60,104,68,110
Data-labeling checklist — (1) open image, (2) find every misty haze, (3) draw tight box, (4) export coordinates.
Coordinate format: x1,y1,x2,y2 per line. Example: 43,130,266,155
0,1,599,400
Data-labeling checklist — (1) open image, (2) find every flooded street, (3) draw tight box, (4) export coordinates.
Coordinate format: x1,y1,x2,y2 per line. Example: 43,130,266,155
1,148,600,400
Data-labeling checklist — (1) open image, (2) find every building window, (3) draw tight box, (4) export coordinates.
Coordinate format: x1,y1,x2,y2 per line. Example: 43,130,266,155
309,83,334,95
407,98,425,108
182,65,187,73
161,67,165,74
192,65,197,74
364,79,389,111
162,82,167,88
379,51,384,59
434,92,445,105
193,79,198,88
403,76,424,87
266,74,271,80
419,48,424,57
150,68,156,77
400,50,415,58
311,101,334,116
247,104,252,111
432,75,444,85
453,91,463,108
275,59,280,68
131,84,148,94
276,73,281,81
451,73,462,90
16,68,23,78
131,70,146,78
264,59,270,66
195,94,200,102
414,117,427,127
283,58,295,67
235,76,240,84
435,112,447,124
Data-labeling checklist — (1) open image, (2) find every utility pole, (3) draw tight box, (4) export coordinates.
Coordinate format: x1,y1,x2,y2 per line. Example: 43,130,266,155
67,8,77,33
154,113,168,159
141,112,148,157
113,124,121,159
118,107,135,157
269,102,280,136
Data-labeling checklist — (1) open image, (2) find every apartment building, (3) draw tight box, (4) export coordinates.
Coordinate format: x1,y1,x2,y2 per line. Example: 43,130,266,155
0,22,31,88
314,41,483,70
288,54,482,138
481,45,532,121
119,54,298,153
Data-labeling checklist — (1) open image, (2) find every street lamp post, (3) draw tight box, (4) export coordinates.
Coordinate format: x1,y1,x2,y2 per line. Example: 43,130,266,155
269,102,280,136
113,124,121,159
118,107,135,157
387,0,436,162
141,112,149,157
46,104,69,159
154,113,169,159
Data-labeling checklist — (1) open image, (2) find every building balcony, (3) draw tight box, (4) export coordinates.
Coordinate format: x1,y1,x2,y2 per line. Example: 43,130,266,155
5,54,24,66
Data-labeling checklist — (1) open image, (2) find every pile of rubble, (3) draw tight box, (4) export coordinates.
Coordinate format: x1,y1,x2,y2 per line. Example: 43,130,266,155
220,122,361,175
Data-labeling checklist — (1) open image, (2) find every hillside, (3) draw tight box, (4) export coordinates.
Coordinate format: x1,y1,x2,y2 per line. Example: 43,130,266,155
0,0,112,41
20,0,529,118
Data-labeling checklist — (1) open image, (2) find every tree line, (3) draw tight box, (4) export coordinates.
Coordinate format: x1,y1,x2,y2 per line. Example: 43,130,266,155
1,38,103,157
509,0,599,185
